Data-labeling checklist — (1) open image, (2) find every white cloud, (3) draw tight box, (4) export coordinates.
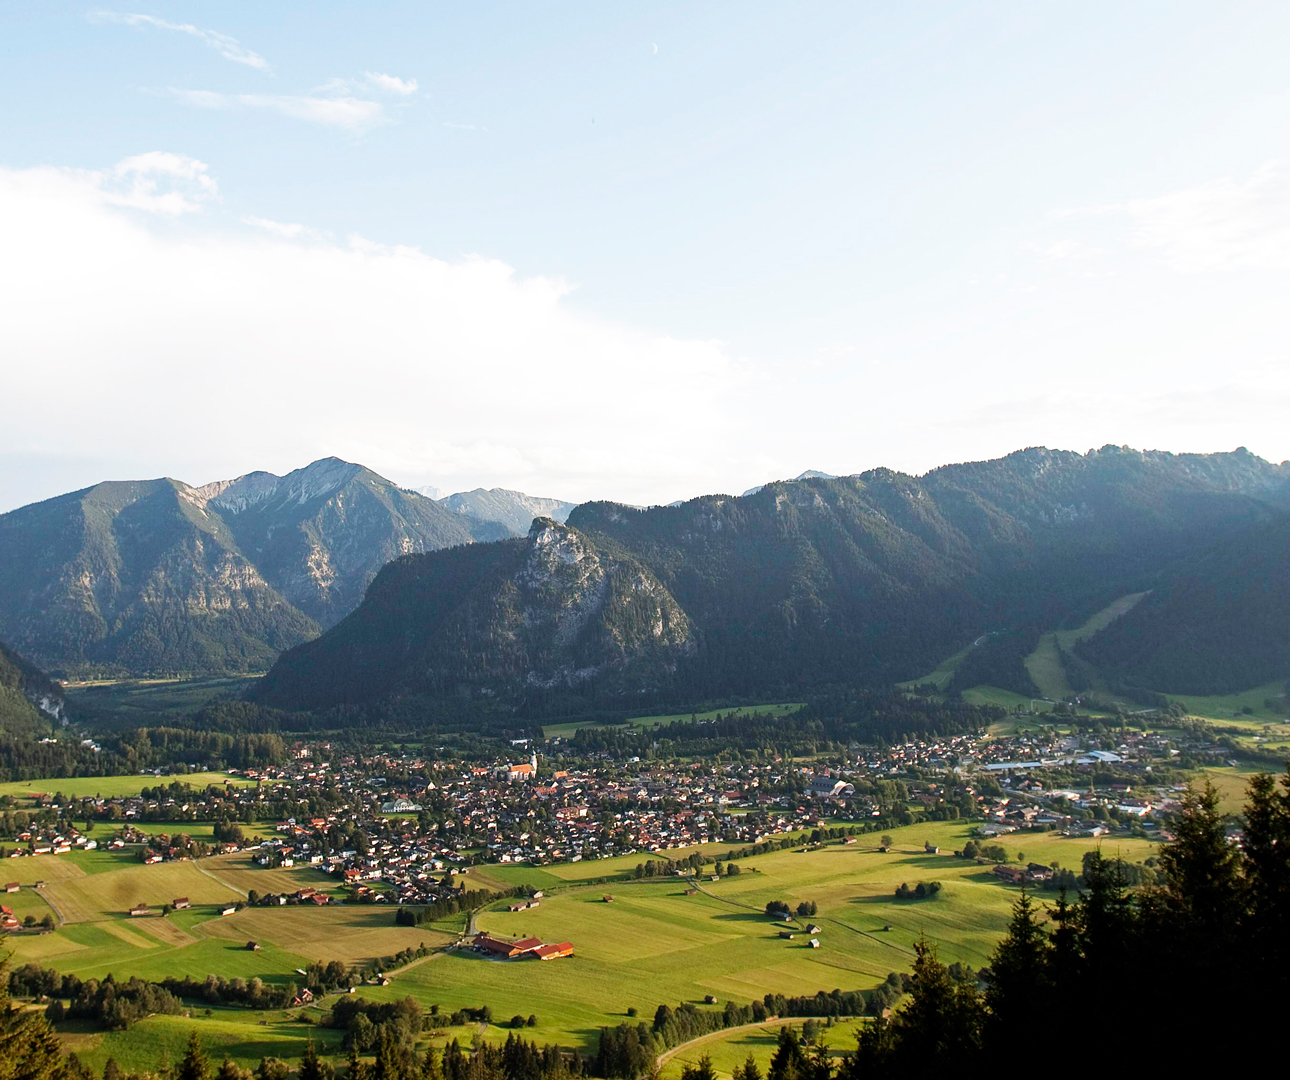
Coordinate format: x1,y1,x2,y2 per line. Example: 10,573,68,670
1055,164,1290,273
91,11,270,71
66,151,219,215
242,215,329,241
169,89,388,131
365,72,417,95
444,121,488,132
0,159,741,509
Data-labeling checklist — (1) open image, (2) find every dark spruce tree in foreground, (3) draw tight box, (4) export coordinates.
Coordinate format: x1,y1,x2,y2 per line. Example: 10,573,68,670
845,768,1290,1069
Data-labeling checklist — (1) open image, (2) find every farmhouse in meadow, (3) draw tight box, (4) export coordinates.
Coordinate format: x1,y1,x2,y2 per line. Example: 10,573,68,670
129,903,149,917
172,897,190,910
472,931,573,961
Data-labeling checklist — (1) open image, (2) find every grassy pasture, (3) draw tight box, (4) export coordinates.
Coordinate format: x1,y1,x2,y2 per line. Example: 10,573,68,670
1197,766,1265,814
660,1018,864,1080
43,860,240,922
60,1006,347,1076
200,852,337,897
391,822,1156,1051
2,854,88,885
199,904,453,963
1167,681,1289,723
0,772,253,801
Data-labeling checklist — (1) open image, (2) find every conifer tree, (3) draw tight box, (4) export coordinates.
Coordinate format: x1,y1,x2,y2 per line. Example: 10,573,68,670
0,939,72,1080
420,1047,443,1080
176,1032,211,1080
300,1041,328,1080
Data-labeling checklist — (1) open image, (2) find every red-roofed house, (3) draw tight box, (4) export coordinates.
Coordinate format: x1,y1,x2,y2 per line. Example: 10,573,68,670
533,942,574,961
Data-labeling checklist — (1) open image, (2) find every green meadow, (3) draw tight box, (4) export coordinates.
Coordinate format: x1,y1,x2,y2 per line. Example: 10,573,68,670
4,820,1159,1075
0,772,255,801
659,1018,865,1080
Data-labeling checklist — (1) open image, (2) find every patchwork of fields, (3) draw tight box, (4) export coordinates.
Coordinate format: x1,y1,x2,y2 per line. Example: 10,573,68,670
4,821,1158,1076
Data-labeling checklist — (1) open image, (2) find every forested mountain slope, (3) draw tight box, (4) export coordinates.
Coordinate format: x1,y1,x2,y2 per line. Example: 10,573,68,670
258,446,1290,709
1077,513,1290,694
255,518,693,708
0,459,492,676
0,641,62,738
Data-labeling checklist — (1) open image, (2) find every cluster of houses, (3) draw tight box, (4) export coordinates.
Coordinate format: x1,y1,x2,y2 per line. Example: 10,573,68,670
471,931,574,962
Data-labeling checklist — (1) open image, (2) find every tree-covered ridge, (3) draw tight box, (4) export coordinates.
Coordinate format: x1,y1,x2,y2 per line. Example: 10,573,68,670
0,640,61,739
260,446,1290,710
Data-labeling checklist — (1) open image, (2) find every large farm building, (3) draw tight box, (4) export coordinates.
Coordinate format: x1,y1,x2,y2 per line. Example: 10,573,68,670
473,932,573,961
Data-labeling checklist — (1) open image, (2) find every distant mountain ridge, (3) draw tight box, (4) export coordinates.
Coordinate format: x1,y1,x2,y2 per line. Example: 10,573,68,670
257,445,1290,711
439,488,576,536
742,469,837,497
0,458,498,676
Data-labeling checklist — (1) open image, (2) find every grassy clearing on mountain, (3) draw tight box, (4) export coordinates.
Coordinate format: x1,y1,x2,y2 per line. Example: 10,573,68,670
1023,634,1070,701
898,646,973,690
1166,680,1289,723
541,703,806,739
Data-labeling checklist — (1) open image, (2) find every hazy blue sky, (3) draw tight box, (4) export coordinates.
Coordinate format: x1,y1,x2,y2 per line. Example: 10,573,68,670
2,2,1289,511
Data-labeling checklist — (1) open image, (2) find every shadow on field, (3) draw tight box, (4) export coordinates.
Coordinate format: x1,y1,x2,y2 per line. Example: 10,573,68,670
711,912,768,923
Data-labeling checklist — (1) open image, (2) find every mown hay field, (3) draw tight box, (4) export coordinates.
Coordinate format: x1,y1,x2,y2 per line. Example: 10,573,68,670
42,860,240,923
199,903,453,963
200,852,336,897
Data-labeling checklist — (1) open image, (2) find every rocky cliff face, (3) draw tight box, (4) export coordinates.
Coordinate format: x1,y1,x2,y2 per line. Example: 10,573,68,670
255,518,695,708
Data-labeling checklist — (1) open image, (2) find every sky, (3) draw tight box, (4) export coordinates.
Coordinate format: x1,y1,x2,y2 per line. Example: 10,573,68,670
2,1,1289,513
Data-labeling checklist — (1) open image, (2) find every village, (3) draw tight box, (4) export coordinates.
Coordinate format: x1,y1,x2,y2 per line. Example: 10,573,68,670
0,712,1227,914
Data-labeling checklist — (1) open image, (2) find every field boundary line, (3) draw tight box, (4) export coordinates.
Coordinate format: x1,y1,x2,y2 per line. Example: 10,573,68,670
191,860,247,897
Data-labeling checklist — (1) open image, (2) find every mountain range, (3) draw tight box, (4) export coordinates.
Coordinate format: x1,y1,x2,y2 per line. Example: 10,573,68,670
5,446,1288,703
0,459,519,676
256,445,1290,712
438,488,576,535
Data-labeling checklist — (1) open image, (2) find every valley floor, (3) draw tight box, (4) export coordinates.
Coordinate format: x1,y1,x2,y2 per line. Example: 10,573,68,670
3,822,1156,1075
